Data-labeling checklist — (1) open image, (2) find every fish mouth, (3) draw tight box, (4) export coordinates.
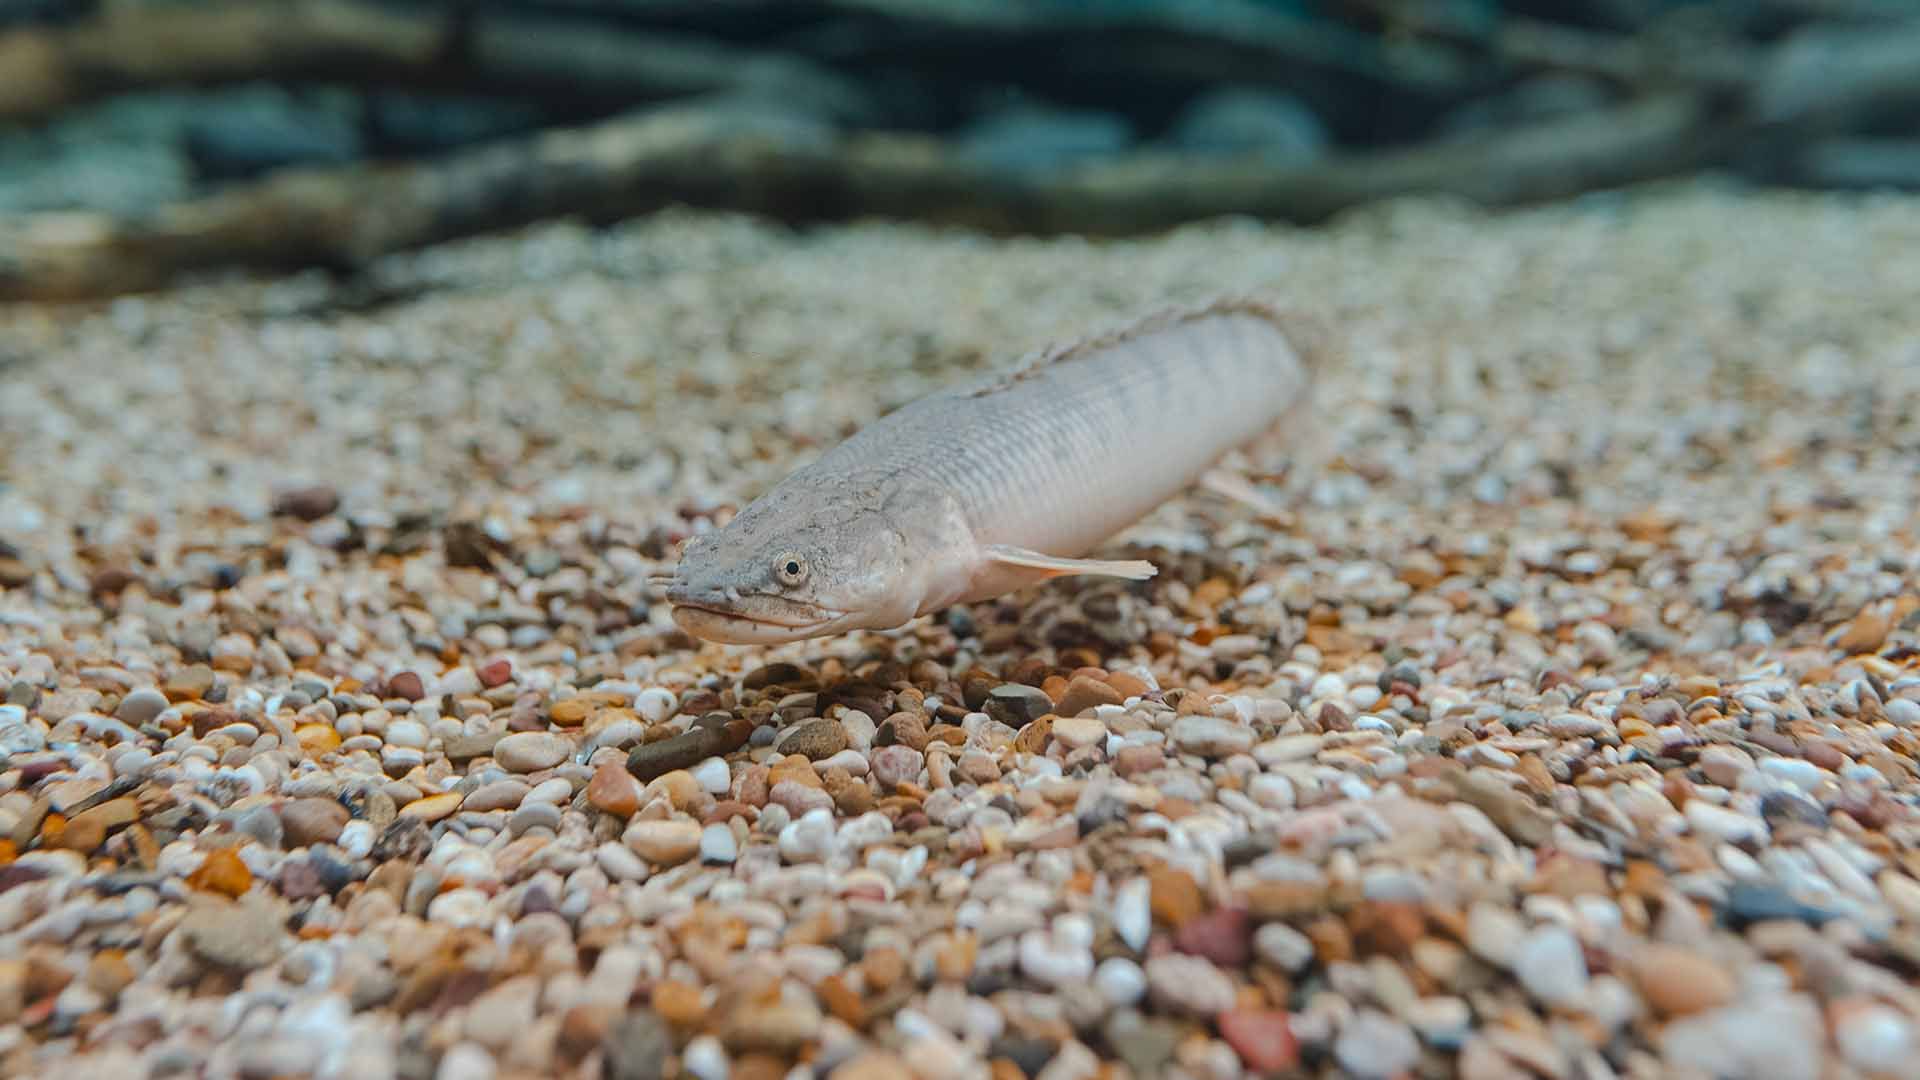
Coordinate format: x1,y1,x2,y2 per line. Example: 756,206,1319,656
664,585,845,645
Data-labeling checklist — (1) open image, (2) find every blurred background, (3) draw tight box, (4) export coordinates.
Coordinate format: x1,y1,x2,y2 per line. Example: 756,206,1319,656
1,0,1915,300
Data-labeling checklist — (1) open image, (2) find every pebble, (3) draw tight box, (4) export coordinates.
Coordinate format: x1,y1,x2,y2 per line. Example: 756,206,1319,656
279,797,350,846
1512,925,1587,1007
1170,715,1254,757
625,820,702,865
495,732,569,772
1093,957,1146,1005
1219,1009,1298,1073
870,745,924,789
1051,715,1107,750
1628,944,1736,1017
1831,998,1914,1073
1333,1009,1421,1079
700,823,737,863
1254,922,1315,973
1144,954,1236,1017
114,687,170,726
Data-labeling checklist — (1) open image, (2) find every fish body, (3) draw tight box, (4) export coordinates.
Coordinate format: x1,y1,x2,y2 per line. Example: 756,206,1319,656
665,298,1319,644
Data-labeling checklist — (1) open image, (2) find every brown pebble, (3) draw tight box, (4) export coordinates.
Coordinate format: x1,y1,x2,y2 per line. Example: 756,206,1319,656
84,950,136,998
278,797,350,847
1836,611,1891,654
1149,864,1205,928
188,848,253,898
1305,916,1353,965
588,762,644,817
877,712,930,751
48,797,138,853
386,671,425,702
1055,674,1124,717
1629,944,1737,1017
818,973,868,1028
650,978,707,1027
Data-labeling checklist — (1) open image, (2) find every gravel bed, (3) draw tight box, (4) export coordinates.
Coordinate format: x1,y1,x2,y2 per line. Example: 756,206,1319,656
2,186,1920,1080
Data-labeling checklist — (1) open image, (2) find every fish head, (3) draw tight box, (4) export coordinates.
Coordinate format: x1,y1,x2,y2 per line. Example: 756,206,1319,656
662,482,921,644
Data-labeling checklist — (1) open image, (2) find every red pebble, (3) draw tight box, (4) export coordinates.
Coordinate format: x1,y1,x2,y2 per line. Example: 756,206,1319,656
1175,906,1252,968
1219,1009,1299,1072
478,659,513,689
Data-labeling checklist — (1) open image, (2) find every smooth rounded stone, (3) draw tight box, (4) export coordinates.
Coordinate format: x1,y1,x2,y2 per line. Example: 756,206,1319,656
384,719,429,749
1254,922,1315,973
1405,996,1471,1047
1055,675,1124,718
778,717,848,760
625,820,701,865
1466,901,1525,968
1113,876,1151,953
495,732,569,773
279,797,350,847
465,975,538,1049
594,841,649,883
1333,1009,1420,1079
428,887,492,927
700,823,737,864
1248,773,1295,810
1756,757,1825,791
870,745,924,789
1144,954,1236,1017
682,1035,728,1080
463,779,532,813
1628,944,1736,1017
114,687,170,727
691,757,731,794
770,779,835,816
401,792,462,822
1171,715,1254,757
1832,998,1914,1072
634,687,677,724
1219,1008,1299,1073
1887,698,1920,727
779,808,836,863
1253,734,1323,766
522,777,573,805
1698,746,1752,787
587,762,643,816
508,801,562,835
436,1041,496,1080
1686,800,1768,845
337,820,375,859
1094,956,1147,1006
819,748,869,777
1661,995,1822,1080
1512,925,1587,1007
178,895,287,969
1019,927,1093,985
1051,715,1107,751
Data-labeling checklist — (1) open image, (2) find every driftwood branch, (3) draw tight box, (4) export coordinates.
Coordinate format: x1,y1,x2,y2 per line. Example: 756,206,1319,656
0,0,872,124
0,93,1726,301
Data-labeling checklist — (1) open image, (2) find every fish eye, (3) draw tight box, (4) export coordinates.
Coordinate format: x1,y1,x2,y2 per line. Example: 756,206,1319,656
773,552,808,587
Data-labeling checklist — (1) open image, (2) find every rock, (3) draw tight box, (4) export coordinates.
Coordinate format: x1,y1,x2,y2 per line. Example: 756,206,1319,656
400,792,462,822
272,483,341,521
603,1011,673,1080
1466,901,1525,968
50,796,138,852
1512,925,1587,1007
870,745,924,789
1149,865,1204,927
1686,800,1767,845
588,762,644,816
1832,997,1913,1073
1661,995,1822,1080
625,820,701,865
1628,944,1736,1017
1094,956,1146,1006
721,998,822,1054
462,779,532,813
1144,953,1235,1017
188,847,254,898
1175,906,1251,967
770,779,834,816
1171,715,1253,757
114,687,170,726
1103,1011,1182,1079
178,895,286,969
1055,675,1123,718
984,684,1054,727
1167,87,1326,164
1333,1009,1420,1079
1051,715,1107,750
385,671,425,701
876,711,930,751
495,732,568,772
1254,922,1315,973
279,797,350,847
435,1042,496,1080
778,717,848,760
1220,1009,1299,1073
700,823,737,864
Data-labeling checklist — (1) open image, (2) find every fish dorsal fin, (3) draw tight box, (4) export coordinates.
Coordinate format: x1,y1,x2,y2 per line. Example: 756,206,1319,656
964,295,1321,399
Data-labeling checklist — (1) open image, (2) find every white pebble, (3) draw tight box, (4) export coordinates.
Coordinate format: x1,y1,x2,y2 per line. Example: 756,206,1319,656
635,687,677,723
683,1035,729,1080
1093,957,1146,1006
337,820,375,859
691,757,732,794
1113,876,1150,952
700,823,737,864
1512,925,1588,1007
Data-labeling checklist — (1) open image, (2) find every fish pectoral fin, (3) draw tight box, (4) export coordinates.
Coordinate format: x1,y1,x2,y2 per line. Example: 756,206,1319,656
982,544,1157,581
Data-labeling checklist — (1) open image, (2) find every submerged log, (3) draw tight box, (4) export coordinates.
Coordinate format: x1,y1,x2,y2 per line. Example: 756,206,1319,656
0,93,1728,301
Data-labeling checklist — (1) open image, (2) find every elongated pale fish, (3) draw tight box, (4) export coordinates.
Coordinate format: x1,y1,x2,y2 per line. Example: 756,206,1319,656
663,298,1321,644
